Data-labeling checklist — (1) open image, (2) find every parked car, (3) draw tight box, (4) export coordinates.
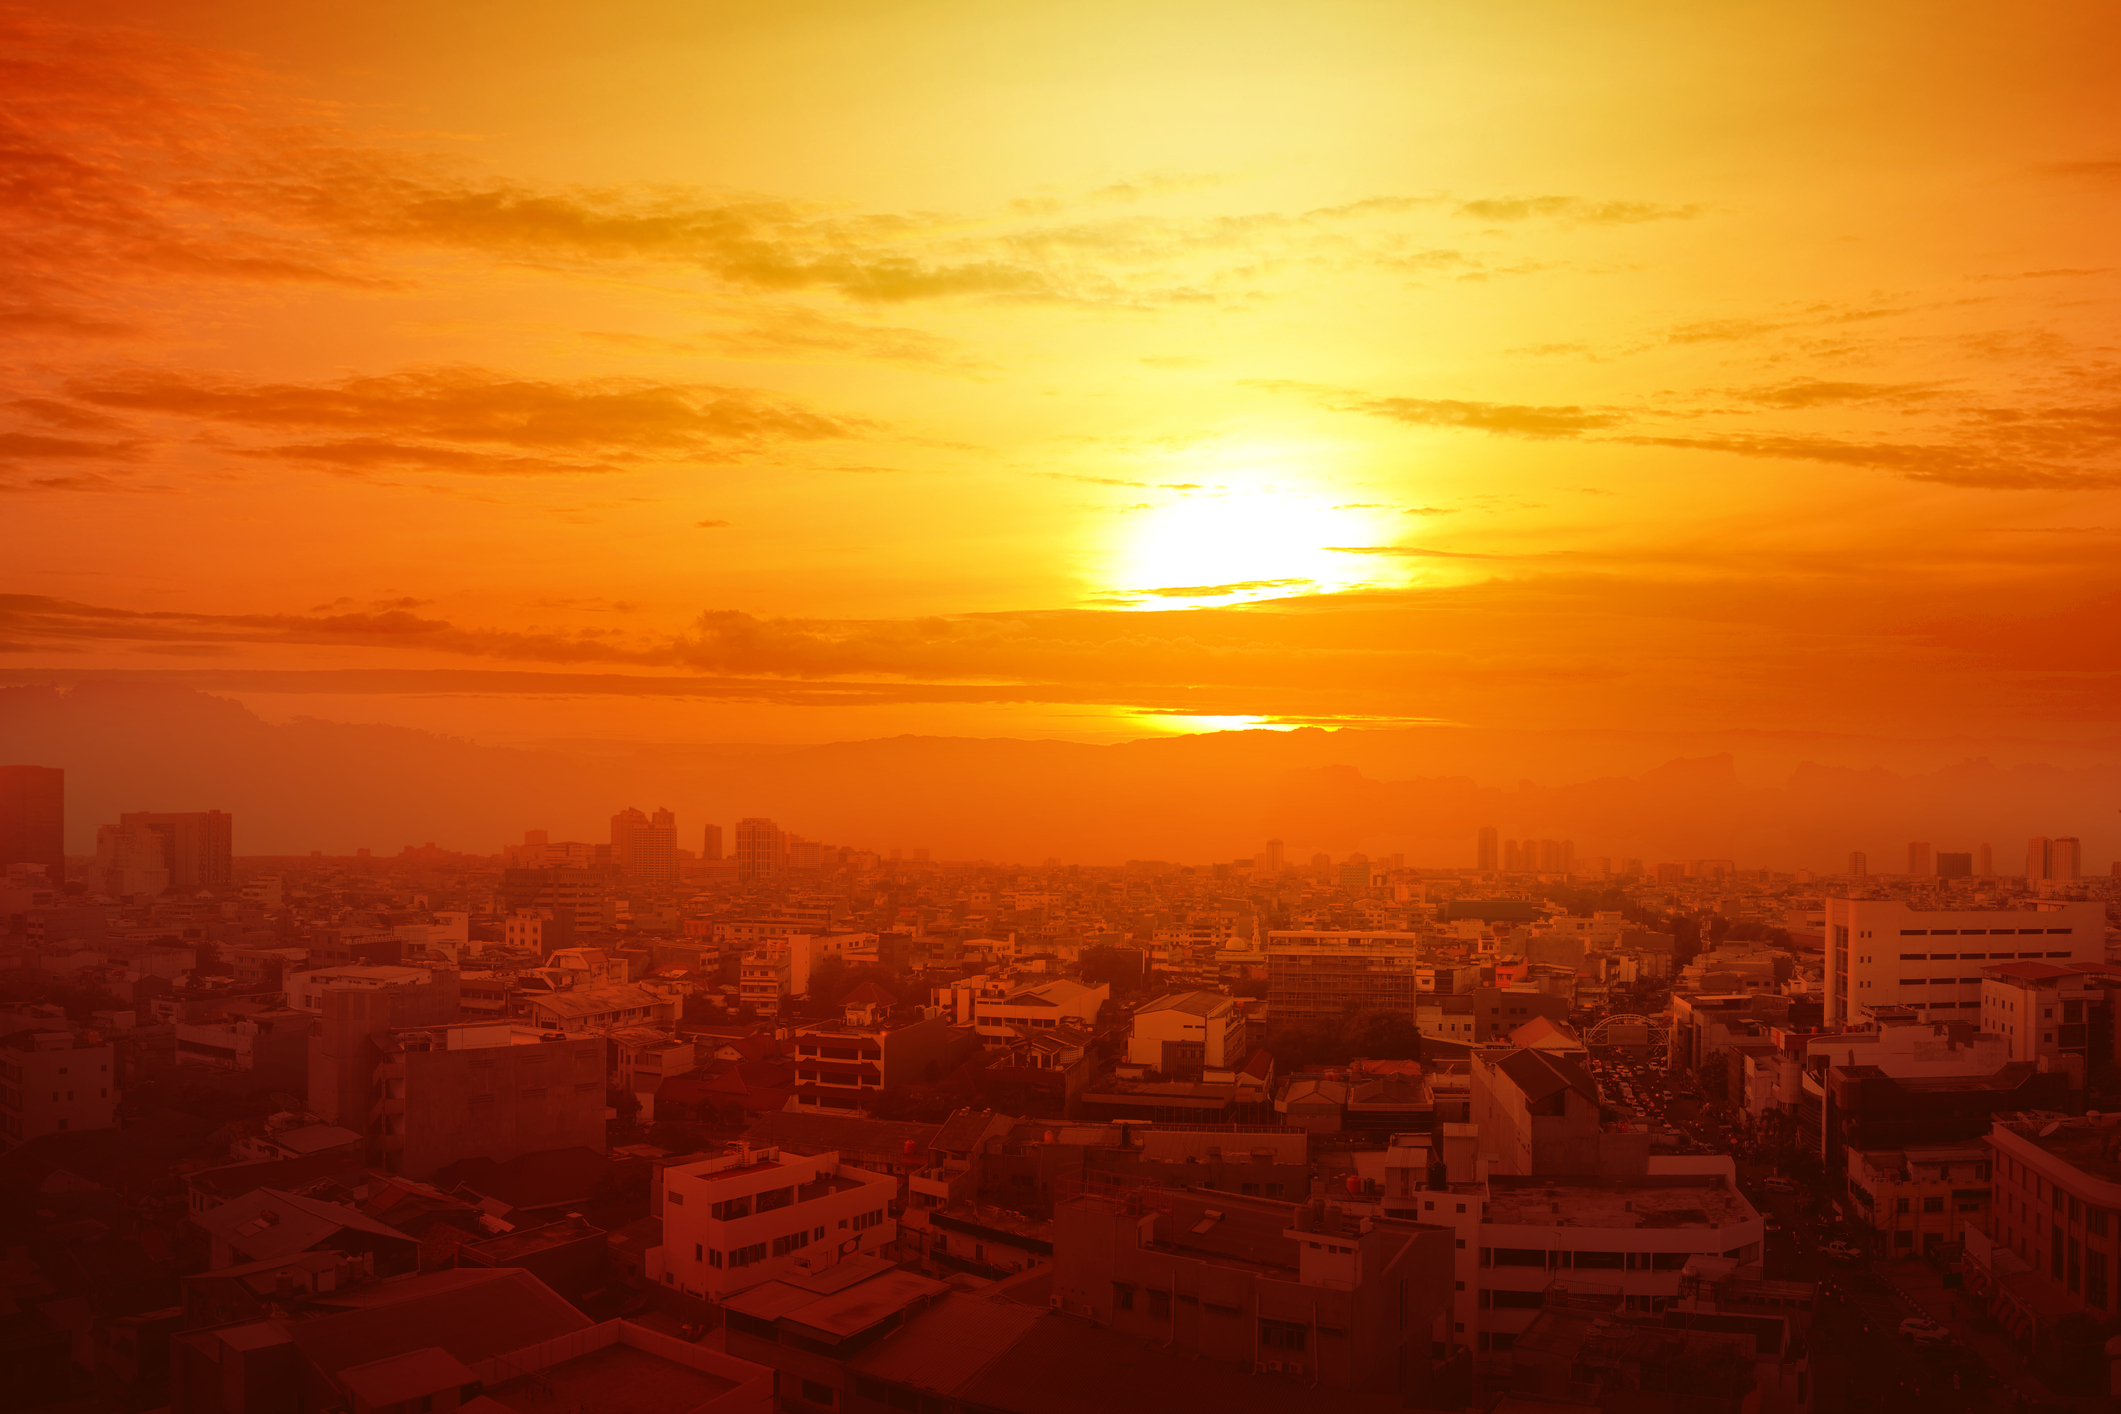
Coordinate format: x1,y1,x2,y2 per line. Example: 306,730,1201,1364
1899,1316,1950,1342
1820,1240,1863,1262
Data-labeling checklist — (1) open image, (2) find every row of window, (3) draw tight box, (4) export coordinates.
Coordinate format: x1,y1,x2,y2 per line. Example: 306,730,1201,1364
1900,928,2072,937
1481,1247,1700,1270
1898,951,2073,961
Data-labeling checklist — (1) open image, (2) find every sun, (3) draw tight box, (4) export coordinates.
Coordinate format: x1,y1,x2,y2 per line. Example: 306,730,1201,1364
1105,486,1393,609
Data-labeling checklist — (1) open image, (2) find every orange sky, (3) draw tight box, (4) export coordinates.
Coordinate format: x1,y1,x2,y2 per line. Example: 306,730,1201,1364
5,0,2119,748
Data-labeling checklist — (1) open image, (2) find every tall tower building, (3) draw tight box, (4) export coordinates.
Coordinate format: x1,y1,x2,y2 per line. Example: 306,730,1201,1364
1262,838,1284,874
1907,841,1932,877
0,766,65,886
1978,843,1993,877
1848,851,1867,879
108,811,231,889
610,806,677,886
1476,826,1499,872
735,818,786,883
2050,837,2081,881
703,824,724,862
2027,837,2052,881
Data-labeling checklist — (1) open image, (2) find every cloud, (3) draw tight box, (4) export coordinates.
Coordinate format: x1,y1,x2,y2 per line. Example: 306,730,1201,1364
1257,380,1625,438
1734,379,1944,408
1454,196,1705,224
1121,578,1315,598
1326,545,1511,559
15,366,862,479
696,519,731,528
1614,432,2121,490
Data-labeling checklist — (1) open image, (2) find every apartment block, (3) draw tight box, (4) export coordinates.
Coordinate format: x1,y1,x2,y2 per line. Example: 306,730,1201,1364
1844,1143,1991,1256
789,986,961,1113
1267,933,1425,1025
1822,899,2105,1025
0,1027,116,1146
370,1022,606,1179
656,1143,899,1299
1970,1113,2121,1329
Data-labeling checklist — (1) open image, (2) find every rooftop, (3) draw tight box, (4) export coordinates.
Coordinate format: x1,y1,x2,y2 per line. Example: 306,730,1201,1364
482,1341,737,1413
1999,1116,2121,1185
1485,1176,1751,1230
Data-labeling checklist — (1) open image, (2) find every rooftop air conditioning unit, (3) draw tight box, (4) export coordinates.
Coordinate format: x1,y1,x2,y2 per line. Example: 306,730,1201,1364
1286,1362,1305,1376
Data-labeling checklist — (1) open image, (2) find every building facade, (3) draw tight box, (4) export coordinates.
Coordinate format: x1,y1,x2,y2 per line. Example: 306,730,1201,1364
657,1144,899,1299
1821,899,2106,1026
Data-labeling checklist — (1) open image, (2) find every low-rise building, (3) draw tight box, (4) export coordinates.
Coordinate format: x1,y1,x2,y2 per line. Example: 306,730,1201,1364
1126,990,1246,1074
655,1142,900,1299
1844,1143,1991,1256
1968,1112,2121,1330
970,977,1107,1044
0,1026,116,1147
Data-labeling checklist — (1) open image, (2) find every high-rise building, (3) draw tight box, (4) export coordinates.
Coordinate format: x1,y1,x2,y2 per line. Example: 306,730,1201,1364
703,824,724,861
1936,852,1972,878
1907,842,1932,877
0,766,65,886
1849,851,1867,878
1262,838,1284,873
1978,843,1993,876
2027,837,2053,881
96,811,231,892
610,806,677,886
1821,898,2107,1025
2050,837,2082,881
1336,853,1371,890
735,817,785,883
1476,825,1499,872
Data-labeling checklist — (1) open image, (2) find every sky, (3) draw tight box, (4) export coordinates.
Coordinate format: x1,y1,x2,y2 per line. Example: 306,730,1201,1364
4,0,2119,750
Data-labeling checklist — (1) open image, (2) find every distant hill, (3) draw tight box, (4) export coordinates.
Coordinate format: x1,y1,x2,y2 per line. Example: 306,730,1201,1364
3,683,2118,869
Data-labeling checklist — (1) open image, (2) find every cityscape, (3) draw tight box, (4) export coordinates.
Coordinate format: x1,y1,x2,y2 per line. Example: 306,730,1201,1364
6,2,2119,1413
0,766,2118,1412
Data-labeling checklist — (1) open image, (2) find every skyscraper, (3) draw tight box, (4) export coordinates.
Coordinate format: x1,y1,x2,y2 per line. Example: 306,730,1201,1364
106,810,231,889
2050,837,2081,882
2027,837,2052,881
735,817,786,883
0,766,64,885
610,806,677,885
703,824,724,862
1476,825,1499,872
1848,851,1867,879
1262,838,1284,874
1936,851,1972,878
1907,841,1932,877
1978,843,1993,876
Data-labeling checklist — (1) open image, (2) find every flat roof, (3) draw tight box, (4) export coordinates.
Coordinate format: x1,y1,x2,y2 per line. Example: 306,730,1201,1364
1485,1177,1748,1230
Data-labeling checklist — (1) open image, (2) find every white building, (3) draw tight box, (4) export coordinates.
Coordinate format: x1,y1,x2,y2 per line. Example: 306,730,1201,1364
1822,899,2106,1026
655,1144,899,1299
285,965,437,1012
1126,991,1245,1071
970,977,1107,1044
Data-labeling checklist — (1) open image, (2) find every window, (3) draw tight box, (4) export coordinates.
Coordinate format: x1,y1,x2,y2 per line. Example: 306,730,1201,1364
1895,1198,1910,1214
1260,1318,1307,1351
1148,1289,1171,1319
1114,1284,1134,1311
800,1379,836,1406
1923,1197,1945,1213
667,1191,684,1206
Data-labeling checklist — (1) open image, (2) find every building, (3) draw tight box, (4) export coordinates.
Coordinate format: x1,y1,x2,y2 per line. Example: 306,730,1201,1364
1938,851,1973,878
1979,961,2117,1085
94,818,174,896
1843,1143,1990,1256
703,823,724,861
1478,825,1500,872
1908,841,1932,876
285,964,438,1012
1472,986,1571,1043
498,864,619,935
789,985,963,1112
611,805,678,886
970,977,1108,1043
1126,990,1247,1074
0,1027,116,1146
368,1022,607,1180
1821,899,2106,1026
1849,851,1866,879
655,1142,901,1298
519,981,677,1034
736,817,786,883
1970,1113,2121,1328
0,765,64,886
106,810,232,889
1267,932,1426,1025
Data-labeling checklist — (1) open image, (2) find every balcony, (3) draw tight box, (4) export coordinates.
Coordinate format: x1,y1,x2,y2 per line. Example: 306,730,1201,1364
909,1166,972,1205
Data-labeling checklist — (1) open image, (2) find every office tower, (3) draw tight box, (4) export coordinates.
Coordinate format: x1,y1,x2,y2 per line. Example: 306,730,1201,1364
1848,851,1867,878
610,806,677,886
2050,837,2081,881
735,817,786,883
95,821,171,896
1337,853,1371,889
1476,825,1499,872
1503,839,1524,872
1936,852,1972,879
1263,838,1284,873
1907,842,1932,877
1822,898,2105,1025
1978,843,1993,877
0,766,65,886
703,824,724,861
108,811,231,889
2027,837,2052,881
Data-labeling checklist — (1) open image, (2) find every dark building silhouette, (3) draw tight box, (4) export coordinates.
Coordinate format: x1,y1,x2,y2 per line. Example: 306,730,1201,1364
116,809,233,889
0,764,65,884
